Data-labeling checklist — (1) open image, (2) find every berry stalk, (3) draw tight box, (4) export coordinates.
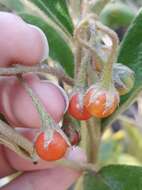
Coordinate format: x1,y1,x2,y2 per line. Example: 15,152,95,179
98,22,119,87
17,74,70,146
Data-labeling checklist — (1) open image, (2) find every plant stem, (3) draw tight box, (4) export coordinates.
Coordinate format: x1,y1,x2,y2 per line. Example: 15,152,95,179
18,75,70,146
18,76,54,130
87,118,101,165
97,22,119,64
74,176,84,190
0,119,35,160
73,0,91,80
96,22,119,87
74,19,104,68
56,159,97,173
74,119,101,190
81,0,88,18
74,43,82,79
68,0,82,26
0,65,74,86
79,121,91,161
74,16,104,89
75,50,90,89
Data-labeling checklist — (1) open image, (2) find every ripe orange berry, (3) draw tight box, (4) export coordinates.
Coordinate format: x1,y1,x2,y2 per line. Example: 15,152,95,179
35,131,68,161
68,93,91,120
84,87,119,118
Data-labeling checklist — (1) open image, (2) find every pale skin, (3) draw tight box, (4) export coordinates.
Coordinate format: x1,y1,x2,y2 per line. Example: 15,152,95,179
0,128,86,190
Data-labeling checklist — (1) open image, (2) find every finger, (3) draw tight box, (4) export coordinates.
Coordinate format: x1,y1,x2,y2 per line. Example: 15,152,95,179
4,148,56,171
1,166,81,190
0,145,15,178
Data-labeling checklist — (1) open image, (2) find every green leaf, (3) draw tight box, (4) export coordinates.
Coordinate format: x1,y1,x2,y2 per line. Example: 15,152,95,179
84,165,142,190
0,0,25,11
102,8,142,127
31,0,73,34
0,0,74,77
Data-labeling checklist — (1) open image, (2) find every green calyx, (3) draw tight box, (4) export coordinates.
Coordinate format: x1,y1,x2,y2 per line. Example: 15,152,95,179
113,63,135,95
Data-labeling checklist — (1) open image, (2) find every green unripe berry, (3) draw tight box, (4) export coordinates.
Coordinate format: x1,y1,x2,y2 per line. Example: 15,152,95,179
100,2,135,29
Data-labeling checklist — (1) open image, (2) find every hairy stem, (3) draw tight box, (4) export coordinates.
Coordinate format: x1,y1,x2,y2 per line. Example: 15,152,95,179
74,44,82,79
87,118,101,165
96,21,119,87
97,22,119,66
79,121,91,161
74,18,104,68
0,119,35,160
56,159,97,173
0,65,74,86
18,75,70,146
74,49,90,89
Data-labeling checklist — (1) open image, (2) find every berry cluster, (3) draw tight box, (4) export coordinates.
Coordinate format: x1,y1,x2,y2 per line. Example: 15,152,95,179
68,15,135,121
0,12,135,163
68,84,120,119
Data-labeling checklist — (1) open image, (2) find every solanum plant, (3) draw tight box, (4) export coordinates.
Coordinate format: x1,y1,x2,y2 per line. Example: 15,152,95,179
0,0,142,189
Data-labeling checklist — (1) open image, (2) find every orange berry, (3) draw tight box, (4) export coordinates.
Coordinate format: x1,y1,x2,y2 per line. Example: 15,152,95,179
35,131,68,161
68,93,91,120
84,87,119,118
